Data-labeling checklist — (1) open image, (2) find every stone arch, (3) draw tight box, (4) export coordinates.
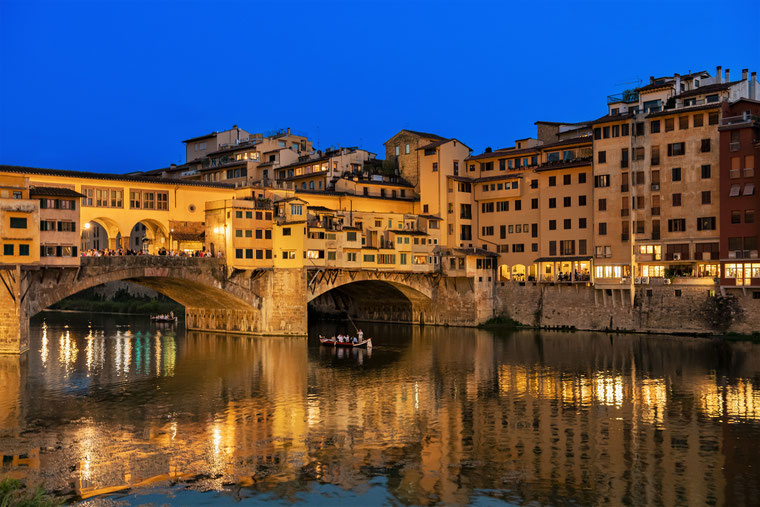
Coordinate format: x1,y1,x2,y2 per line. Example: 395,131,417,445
127,218,170,254
23,258,264,334
307,274,435,326
84,217,126,250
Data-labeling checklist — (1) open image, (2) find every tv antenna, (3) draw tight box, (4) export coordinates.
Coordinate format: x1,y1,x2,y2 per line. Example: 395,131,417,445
614,78,643,88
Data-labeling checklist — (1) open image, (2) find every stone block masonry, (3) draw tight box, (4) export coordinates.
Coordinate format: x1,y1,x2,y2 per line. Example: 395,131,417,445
495,282,760,335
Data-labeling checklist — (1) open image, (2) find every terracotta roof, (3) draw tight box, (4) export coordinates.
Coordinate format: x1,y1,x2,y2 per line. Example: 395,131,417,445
417,138,472,152
636,80,673,93
538,136,593,150
307,205,335,213
418,214,442,220
182,132,218,143
0,165,235,189
673,80,740,99
30,186,85,198
591,112,635,125
645,103,720,119
384,129,446,144
295,189,416,202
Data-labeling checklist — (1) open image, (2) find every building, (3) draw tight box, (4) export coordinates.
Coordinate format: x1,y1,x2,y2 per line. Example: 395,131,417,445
275,147,378,191
31,185,84,265
719,98,760,288
0,175,39,265
385,130,448,190
591,66,759,295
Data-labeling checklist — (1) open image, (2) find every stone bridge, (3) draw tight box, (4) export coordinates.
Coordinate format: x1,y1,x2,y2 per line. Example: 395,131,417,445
0,258,495,354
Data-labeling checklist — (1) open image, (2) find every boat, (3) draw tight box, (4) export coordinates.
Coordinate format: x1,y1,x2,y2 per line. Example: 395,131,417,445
151,315,177,323
319,335,372,348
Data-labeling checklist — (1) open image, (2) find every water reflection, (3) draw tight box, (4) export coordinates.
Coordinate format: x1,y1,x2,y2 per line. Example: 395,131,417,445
0,314,758,505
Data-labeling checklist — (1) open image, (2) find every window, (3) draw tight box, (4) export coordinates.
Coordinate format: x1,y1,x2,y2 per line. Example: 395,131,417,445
395,146,399,156
530,179,538,189
594,175,610,188
679,116,689,129
709,112,719,125
9,217,26,229
667,143,685,156
668,219,687,232
746,210,755,224
460,204,472,219
291,204,303,215
514,200,521,211
598,199,607,211
730,184,741,197
531,198,538,209
481,202,494,213
597,151,606,163
701,164,711,179
549,220,556,230
497,201,509,212
697,217,716,231
579,218,587,229
701,139,711,152
347,252,357,262
549,176,556,186
612,125,620,137
563,174,571,185
16,243,27,256
633,147,645,161
130,191,141,209
142,192,155,209
744,183,755,196
603,126,610,138
598,222,607,235
3,244,13,255
594,128,601,140
460,225,472,240
482,226,494,236
731,211,742,224
563,196,571,207
650,120,660,133
282,227,291,236
672,167,681,182
702,191,711,205
578,173,586,184
579,195,587,206
672,193,682,206
512,244,524,253
650,146,659,165
564,218,571,230
405,144,410,154
549,198,556,209
694,114,704,127
622,123,630,136
665,118,675,132
432,162,438,172
560,240,575,255
549,241,557,256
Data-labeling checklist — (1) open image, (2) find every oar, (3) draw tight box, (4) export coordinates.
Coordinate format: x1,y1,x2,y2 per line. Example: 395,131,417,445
344,310,359,334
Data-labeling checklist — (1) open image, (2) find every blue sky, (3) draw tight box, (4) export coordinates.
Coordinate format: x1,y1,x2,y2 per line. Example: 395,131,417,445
1,0,758,173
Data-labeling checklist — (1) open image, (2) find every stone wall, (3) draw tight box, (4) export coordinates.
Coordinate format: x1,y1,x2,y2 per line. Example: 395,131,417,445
495,281,760,334
0,266,27,355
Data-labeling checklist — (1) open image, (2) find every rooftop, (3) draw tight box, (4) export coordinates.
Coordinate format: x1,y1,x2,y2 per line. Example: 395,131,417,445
30,186,86,198
0,165,235,189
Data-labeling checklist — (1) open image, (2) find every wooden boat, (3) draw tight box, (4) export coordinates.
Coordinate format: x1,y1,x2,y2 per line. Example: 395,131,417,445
151,315,177,323
319,335,372,348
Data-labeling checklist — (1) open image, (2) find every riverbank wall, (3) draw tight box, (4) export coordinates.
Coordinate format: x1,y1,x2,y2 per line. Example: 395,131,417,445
495,282,760,335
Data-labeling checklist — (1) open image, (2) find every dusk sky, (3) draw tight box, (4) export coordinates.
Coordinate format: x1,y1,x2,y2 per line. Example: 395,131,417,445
1,0,758,174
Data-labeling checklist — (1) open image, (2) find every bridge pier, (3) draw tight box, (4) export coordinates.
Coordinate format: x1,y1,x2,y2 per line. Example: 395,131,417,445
0,266,29,355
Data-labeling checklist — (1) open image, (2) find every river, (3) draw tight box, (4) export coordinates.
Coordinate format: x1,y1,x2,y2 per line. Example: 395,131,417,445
0,311,758,505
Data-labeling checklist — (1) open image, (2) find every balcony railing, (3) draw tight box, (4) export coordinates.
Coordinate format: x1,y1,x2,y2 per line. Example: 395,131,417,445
607,90,639,104
721,114,760,127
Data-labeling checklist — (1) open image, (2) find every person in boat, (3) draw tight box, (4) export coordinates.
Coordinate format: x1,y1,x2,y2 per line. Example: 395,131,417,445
357,329,364,341
170,311,174,319
352,336,358,344
337,334,343,343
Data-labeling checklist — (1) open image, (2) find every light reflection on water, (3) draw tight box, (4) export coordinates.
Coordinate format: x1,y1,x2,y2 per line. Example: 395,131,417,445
0,312,758,505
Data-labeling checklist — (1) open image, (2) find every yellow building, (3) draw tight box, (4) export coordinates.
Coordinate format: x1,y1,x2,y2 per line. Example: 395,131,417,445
0,175,39,265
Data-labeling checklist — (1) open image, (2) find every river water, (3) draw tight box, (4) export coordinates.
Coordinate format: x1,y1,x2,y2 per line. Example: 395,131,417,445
0,312,759,505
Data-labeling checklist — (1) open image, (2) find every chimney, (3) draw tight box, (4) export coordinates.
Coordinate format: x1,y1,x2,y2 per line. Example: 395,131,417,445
674,73,681,92
752,72,757,99
716,66,722,83
287,128,291,135
725,68,730,82
742,68,749,80
650,75,655,84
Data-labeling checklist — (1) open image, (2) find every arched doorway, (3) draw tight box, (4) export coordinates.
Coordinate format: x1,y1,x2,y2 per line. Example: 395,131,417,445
128,220,169,254
82,217,124,251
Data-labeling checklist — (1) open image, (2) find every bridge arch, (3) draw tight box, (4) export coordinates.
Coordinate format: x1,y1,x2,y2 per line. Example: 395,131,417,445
307,270,436,325
23,257,265,334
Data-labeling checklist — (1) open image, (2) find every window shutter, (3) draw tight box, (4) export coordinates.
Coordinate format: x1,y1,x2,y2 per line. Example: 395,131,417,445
72,246,78,257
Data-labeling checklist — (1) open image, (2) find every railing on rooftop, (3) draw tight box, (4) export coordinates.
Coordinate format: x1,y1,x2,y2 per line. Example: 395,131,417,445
607,90,639,105
721,114,760,126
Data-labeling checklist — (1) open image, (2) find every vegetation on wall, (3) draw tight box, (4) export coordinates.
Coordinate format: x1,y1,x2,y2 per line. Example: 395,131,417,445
700,293,745,333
